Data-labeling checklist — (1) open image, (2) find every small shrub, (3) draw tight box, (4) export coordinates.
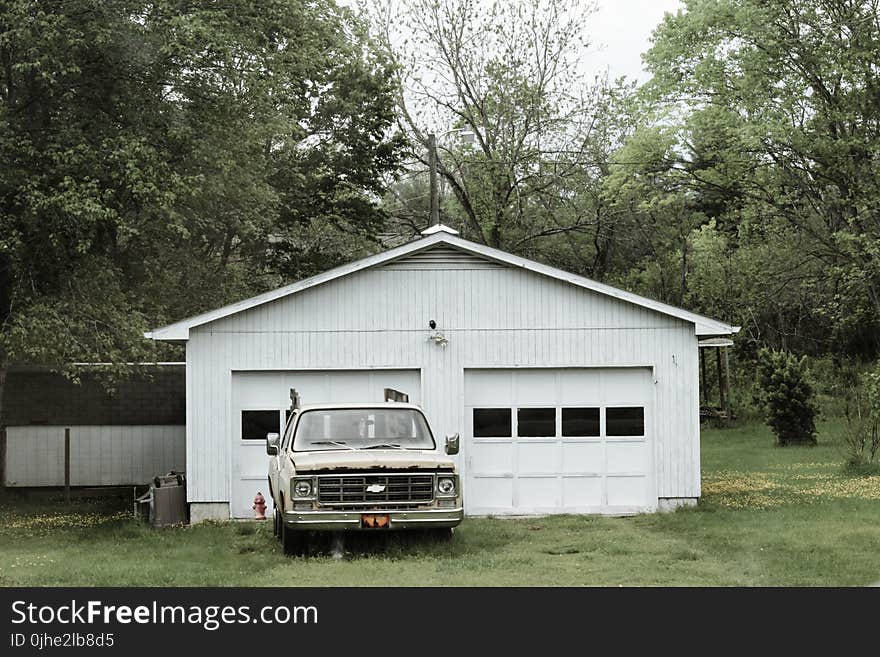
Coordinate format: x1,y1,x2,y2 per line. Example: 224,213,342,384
843,363,880,473
755,348,818,446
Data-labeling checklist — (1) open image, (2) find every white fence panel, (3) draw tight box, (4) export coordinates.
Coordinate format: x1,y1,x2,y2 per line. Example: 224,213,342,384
3,425,185,487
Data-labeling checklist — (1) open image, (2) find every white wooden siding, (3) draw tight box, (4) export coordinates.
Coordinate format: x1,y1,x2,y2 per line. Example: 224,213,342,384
3,425,185,487
206,268,682,334
185,253,700,508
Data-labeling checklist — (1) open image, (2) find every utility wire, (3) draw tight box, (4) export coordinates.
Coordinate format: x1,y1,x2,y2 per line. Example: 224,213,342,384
402,155,784,167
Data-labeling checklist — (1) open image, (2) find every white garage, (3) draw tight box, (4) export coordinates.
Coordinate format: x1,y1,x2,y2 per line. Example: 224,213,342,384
147,224,738,521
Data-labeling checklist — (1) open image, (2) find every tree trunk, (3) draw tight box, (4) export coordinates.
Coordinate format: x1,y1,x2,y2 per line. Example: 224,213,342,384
679,219,689,305
591,208,612,281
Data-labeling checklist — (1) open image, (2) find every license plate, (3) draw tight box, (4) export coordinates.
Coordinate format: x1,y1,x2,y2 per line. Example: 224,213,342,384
361,514,390,529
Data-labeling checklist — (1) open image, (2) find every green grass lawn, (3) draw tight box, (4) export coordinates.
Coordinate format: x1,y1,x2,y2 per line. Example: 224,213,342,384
2,420,879,586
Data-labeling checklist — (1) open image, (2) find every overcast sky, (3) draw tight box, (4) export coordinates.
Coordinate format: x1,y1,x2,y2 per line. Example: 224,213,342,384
587,0,683,82
362,0,686,84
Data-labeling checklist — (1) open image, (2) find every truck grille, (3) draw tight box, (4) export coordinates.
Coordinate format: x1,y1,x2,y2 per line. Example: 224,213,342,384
327,504,421,512
317,474,434,506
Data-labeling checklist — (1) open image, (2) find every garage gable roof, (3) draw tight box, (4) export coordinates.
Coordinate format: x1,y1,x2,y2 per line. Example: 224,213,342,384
147,227,739,341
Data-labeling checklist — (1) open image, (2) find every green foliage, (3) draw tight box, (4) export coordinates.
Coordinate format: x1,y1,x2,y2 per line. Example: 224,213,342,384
631,0,880,359
864,365,880,419
755,349,818,446
0,0,404,381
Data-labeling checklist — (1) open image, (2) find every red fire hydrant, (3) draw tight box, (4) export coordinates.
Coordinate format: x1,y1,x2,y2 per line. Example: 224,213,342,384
253,492,267,520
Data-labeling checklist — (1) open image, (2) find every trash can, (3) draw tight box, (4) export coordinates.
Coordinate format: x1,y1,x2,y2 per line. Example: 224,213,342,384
143,471,187,527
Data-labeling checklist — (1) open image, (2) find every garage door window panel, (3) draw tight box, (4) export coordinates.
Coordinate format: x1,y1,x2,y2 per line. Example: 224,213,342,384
605,407,645,437
561,408,600,437
473,408,512,438
241,410,281,440
517,408,556,437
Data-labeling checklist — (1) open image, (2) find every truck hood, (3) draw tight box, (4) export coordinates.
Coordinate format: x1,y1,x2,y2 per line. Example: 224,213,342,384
291,450,455,472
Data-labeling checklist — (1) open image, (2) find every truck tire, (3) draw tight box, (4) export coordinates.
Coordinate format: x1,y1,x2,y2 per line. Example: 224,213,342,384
281,522,305,557
273,509,280,539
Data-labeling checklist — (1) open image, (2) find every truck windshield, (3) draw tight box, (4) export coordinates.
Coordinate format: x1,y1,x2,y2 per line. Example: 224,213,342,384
292,408,436,451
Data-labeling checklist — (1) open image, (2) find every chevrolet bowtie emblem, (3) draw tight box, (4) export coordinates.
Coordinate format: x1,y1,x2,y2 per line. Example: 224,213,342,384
366,484,386,493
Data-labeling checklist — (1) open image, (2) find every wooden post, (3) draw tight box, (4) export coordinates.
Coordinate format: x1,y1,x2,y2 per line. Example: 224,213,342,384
722,346,732,422
715,348,725,417
0,363,5,489
699,348,708,405
0,425,6,488
64,427,71,504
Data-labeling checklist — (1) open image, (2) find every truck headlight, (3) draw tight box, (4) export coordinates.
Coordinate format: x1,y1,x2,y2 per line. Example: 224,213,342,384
437,477,456,495
292,479,313,498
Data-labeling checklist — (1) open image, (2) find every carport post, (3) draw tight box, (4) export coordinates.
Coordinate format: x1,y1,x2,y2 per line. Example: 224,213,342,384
699,349,707,405
64,427,70,504
0,425,6,488
723,347,731,422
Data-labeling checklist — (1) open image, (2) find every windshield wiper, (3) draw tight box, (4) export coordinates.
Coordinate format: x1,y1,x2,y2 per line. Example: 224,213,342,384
363,443,404,450
309,440,357,451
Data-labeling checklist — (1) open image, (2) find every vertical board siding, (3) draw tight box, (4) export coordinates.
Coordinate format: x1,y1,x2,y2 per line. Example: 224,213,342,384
4,425,185,487
188,256,702,508
208,269,682,334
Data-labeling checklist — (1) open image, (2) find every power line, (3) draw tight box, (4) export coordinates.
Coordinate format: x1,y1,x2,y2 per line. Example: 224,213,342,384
403,154,781,168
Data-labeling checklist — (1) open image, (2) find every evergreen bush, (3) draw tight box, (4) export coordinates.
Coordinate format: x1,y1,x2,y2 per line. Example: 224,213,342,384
755,349,818,446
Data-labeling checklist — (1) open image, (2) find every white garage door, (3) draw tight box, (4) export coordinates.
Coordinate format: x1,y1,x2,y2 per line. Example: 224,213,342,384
231,369,421,518
464,368,654,515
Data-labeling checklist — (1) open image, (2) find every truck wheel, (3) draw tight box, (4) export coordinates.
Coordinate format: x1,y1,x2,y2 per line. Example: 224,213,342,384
281,522,305,557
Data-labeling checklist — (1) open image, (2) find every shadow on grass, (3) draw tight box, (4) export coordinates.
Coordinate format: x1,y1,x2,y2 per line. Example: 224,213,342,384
233,518,527,561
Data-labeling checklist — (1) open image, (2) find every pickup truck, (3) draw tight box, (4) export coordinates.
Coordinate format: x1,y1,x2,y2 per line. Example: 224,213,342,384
266,396,463,556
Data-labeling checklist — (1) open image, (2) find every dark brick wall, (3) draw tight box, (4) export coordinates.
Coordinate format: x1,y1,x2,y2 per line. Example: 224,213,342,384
1,366,185,426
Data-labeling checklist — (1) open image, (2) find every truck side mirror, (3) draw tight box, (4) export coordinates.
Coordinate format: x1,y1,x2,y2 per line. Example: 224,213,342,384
266,432,280,456
445,433,460,455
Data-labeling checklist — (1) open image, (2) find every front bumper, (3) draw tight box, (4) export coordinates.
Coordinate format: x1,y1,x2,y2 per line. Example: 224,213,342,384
283,507,463,531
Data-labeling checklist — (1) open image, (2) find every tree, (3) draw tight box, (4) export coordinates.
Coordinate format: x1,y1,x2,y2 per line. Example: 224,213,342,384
0,0,404,408
601,124,708,307
640,0,880,357
374,0,613,265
